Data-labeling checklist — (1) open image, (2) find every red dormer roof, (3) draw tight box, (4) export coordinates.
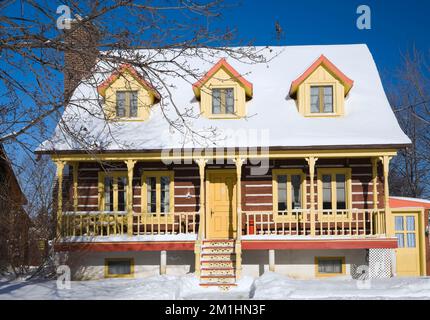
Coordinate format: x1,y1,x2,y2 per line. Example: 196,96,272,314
192,58,253,99
97,64,161,102
289,55,354,97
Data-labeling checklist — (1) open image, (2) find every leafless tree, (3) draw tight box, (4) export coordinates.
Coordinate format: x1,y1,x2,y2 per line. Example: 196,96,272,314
388,47,430,198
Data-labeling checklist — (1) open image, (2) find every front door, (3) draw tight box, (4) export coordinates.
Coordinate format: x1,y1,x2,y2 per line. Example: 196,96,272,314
206,170,236,239
393,211,423,276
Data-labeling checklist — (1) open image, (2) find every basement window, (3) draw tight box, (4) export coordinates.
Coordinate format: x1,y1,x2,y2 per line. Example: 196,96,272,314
316,257,345,276
105,258,134,278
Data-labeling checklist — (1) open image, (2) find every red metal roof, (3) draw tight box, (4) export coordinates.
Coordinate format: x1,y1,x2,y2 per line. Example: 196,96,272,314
390,197,430,209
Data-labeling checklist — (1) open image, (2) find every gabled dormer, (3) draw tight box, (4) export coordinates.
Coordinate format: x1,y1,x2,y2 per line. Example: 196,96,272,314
97,64,161,121
289,55,353,117
192,58,253,119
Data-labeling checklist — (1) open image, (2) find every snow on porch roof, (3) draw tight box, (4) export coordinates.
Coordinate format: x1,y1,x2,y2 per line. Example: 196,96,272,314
37,44,411,153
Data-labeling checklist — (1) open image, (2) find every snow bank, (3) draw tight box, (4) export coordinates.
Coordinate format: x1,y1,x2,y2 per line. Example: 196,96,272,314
1,272,430,300
252,272,430,300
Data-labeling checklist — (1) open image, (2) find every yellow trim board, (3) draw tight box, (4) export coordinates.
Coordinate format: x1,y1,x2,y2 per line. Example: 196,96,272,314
104,258,135,278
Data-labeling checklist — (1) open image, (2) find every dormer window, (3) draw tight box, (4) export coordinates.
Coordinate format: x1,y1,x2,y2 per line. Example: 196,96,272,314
289,55,353,117
192,58,253,119
116,91,138,118
97,64,161,121
310,86,333,114
212,88,234,115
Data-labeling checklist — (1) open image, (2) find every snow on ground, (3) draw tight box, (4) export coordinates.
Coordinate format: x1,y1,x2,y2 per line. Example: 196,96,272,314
1,272,430,300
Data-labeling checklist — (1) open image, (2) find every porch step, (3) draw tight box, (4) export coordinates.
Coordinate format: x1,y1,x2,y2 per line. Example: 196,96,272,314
200,275,236,284
201,260,236,268
201,267,235,276
201,254,236,261
201,246,235,254
199,238,238,289
202,239,235,247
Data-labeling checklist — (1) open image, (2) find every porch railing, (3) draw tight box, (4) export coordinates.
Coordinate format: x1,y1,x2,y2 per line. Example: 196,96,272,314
243,209,386,237
60,211,199,237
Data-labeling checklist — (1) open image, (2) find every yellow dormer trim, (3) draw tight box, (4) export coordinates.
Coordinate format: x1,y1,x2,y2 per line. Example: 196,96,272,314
296,65,345,117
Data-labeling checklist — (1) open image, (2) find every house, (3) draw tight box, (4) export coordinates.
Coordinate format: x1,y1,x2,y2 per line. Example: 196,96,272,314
389,197,430,276
36,25,427,285
0,143,30,271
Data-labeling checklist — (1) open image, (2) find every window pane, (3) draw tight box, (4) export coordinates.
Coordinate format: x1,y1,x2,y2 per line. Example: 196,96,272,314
129,91,138,117
406,233,416,248
291,175,302,210
225,88,234,114
310,87,320,113
147,177,157,213
336,174,346,210
107,260,131,275
212,89,221,114
160,176,170,214
396,233,405,248
277,175,287,212
322,175,332,210
395,216,404,231
323,86,333,113
406,216,415,231
318,259,342,274
117,177,127,212
116,92,126,117
104,177,114,212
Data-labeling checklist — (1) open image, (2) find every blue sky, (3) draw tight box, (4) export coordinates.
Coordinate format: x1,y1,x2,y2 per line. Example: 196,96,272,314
218,0,429,81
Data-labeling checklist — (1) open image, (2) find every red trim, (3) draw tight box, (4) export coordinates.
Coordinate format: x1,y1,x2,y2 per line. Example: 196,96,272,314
97,64,161,101
289,55,354,96
242,239,398,250
192,58,253,98
54,241,195,252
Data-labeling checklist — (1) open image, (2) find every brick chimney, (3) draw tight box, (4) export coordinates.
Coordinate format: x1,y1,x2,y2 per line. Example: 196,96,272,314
63,16,100,101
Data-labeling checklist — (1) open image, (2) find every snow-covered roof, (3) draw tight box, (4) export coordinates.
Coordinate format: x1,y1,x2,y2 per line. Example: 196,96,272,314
37,44,411,153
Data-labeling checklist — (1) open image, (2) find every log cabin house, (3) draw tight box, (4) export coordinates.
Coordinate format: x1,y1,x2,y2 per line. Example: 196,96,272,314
36,35,427,286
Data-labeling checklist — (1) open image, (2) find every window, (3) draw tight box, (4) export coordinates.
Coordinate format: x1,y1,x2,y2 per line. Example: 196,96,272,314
116,91,138,118
105,258,134,278
142,171,174,215
99,172,128,212
310,86,333,113
315,257,345,276
212,88,234,115
395,215,416,248
273,170,305,218
318,169,351,213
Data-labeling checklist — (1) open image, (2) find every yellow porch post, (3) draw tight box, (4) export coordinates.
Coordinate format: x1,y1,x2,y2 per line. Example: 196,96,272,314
233,157,245,279
71,162,79,212
125,160,136,236
55,160,66,238
195,158,207,277
371,157,378,211
380,156,392,236
306,157,318,236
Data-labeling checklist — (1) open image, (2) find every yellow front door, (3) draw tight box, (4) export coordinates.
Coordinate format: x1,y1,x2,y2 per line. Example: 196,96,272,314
206,170,236,239
393,211,423,276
